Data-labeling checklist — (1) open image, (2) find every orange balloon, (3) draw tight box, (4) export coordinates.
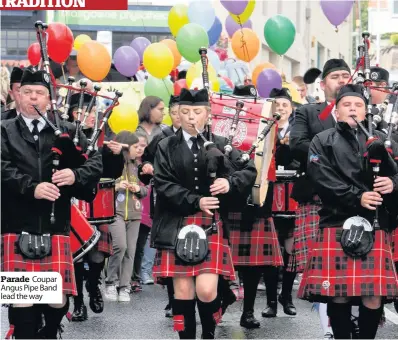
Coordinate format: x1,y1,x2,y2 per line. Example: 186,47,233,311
231,28,260,62
77,41,111,81
161,39,182,70
252,62,276,86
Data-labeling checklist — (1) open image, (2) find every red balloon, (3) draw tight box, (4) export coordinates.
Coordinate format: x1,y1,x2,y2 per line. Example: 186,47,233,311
47,23,74,63
174,79,187,95
27,42,41,65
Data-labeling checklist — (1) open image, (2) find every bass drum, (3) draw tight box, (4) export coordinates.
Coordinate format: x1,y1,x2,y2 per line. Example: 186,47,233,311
211,93,277,206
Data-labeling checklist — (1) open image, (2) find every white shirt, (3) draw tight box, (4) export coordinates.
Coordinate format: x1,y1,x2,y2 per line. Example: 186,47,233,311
21,114,46,133
182,129,201,150
173,126,178,133
278,123,289,138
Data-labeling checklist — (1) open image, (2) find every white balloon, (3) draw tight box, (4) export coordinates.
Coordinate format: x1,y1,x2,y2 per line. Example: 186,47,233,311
187,1,216,32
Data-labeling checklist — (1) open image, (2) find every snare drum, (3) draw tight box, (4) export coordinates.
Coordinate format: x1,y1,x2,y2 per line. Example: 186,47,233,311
211,93,277,206
272,170,299,218
75,178,116,224
70,204,101,262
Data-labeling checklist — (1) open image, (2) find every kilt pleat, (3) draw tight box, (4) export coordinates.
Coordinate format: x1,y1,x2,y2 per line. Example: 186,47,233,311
288,203,321,273
153,212,235,280
1,233,77,296
298,227,398,303
391,229,398,263
228,214,283,267
95,224,113,256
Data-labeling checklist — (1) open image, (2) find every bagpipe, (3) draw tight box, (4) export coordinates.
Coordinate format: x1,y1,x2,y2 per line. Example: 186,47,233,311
33,21,123,224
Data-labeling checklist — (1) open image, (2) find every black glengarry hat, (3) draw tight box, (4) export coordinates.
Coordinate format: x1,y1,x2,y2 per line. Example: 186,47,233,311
179,88,209,106
336,84,367,106
20,69,51,90
269,87,292,102
322,59,351,79
232,84,257,97
169,95,180,107
370,66,389,83
10,67,24,84
67,93,94,121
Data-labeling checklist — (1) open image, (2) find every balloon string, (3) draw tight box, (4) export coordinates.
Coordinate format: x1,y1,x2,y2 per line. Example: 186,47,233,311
237,15,252,72
61,62,66,83
162,79,172,98
279,55,285,79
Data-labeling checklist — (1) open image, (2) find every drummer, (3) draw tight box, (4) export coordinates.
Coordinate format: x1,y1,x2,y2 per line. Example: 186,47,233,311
67,93,125,322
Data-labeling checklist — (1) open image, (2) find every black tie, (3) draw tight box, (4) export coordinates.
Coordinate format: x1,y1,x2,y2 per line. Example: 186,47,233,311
190,136,199,154
31,119,40,148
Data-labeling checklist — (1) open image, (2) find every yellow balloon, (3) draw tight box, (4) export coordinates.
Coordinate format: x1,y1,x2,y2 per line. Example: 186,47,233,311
162,113,173,126
74,34,92,51
282,82,301,104
143,43,174,79
190,76,220,92
168,4,190,37
108,103,139,134
186,62,217,88
230,0,256,24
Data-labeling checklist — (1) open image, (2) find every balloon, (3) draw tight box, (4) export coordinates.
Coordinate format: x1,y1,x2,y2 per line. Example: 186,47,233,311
264,15,296,55
230,0,256,24
161,39,182,70
252,62,276,86
207,17,222,46
320,0,354,27
168,4,189,37
130,37,151,63
225,15,252,38
108,103,139,134
162,110,173,126
143,43,174,79
47,23,74,64
207,49,221,73
282,82,301,104
77,41,111,81
190,77,220,92
174,79,187,95
219,75,234,88
231,28,260,62
27,42,41,65
220,0,248,15
144,76,174,107
186,62,217,88
188,1,216,31
74,34,92,51
176,24,209,63
113,46,140,77
257,69,282,98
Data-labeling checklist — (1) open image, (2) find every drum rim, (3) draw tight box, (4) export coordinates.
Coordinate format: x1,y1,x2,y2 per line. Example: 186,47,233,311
87,216,116,224
73,229,101,262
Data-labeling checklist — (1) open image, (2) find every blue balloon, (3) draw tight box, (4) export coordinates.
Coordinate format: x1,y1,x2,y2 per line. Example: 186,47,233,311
207,16,222,47
188,1,216,32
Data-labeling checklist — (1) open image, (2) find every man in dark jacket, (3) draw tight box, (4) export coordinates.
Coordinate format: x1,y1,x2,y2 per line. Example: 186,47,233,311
1,69,102,339
1,66,23,120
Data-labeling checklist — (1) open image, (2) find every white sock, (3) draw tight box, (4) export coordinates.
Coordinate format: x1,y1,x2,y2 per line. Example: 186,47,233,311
319,303,333,335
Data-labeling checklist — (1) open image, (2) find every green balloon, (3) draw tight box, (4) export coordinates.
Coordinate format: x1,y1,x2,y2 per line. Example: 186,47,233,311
144,76,173,106
176,23,209,63
264,15,296,55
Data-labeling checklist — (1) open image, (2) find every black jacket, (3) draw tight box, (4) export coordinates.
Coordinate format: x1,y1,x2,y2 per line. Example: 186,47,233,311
275,124,300,170
150,130,257,249
290,102,336,203
1,108,17,121
1,114,103,235
308,122,398,231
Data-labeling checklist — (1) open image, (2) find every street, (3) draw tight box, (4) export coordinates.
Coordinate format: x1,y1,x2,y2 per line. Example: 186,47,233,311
2,283,397,339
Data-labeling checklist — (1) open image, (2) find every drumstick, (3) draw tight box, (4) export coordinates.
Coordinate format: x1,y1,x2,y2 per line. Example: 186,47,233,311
103,141,129,148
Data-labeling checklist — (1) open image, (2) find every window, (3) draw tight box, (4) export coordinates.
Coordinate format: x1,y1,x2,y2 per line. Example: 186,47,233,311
1,30,37,58
394,0,398,14
296,1,301,33
277,0,282,14
263,1,267,16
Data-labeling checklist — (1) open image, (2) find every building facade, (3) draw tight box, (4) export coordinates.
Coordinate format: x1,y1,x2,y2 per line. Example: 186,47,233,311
368,0,398,34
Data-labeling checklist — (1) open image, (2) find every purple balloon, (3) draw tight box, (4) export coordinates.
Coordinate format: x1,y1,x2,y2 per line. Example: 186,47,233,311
130,37,151,62
257,69,282,98
320,0,354,27
225,15,252,38
220,0,248,15
114,46,140,77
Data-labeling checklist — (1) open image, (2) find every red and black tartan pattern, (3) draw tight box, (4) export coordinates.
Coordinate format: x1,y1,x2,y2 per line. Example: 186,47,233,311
391,229,398,263
153,212,236,280
297,227,398,303
94,224,113,256
1,233,77,296
228,213,283,267
287,203,321,273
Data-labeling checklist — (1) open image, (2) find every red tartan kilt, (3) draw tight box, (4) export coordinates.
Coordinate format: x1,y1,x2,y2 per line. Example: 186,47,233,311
297,227,398,303
391,229,398,263
94,224,113,256
228,214,283,267
153,212,236,281
1,233,77,296
288,203,321,273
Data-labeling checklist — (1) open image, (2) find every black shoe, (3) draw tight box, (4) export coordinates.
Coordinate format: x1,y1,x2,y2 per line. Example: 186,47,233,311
394,300,398,314
261,302,277,318
240,311,260,329
165,308,173,318
86,280,104,314
221,289,237,315
71,301,88,322
278,294,297,316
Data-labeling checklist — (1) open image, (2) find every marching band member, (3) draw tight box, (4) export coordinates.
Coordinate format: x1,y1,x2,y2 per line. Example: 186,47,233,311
1,66,23,120
151,88,255,339
298,84,398,339
290,58,351,339
67,93,125,321
369,66,390,105
1,69,102,339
